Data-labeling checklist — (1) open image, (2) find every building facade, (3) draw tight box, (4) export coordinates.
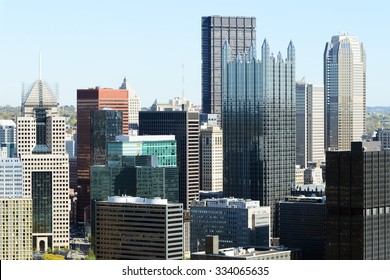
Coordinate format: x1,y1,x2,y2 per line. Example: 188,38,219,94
324,35,366,151
376,127,390,150
222,40,295,237
200,125,223,192
17,79,69,251
76,86,128,223
201,16,256,122
94,196,183,260
190,198,270,252
296,82,324,168
326,141,390,259
119,77,140,130
279,196,326,260
0,120,16,145
139,111,199,210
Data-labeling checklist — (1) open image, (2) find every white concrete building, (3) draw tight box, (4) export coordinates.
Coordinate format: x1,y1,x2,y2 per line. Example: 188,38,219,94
17,79,69,251
200,125,223,192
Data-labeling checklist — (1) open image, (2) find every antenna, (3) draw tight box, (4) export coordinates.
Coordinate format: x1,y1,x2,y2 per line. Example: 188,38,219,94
39,52,42,80
182,64,185,98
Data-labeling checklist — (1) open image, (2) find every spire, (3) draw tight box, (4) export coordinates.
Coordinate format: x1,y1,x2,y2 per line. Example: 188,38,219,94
119,76,128,89
287,40,295,62
248,40,257,60
222,39,232,64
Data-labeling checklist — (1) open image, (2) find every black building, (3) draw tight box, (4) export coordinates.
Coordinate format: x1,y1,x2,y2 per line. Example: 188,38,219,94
201,16,256,122
139,111,199,210
326,141,390,259
90,109,123,165
279,196,326,260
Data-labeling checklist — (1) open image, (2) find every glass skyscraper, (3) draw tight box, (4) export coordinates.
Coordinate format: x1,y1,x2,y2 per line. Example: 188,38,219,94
324,35,366,151
202,16,256,122
222,39,296,237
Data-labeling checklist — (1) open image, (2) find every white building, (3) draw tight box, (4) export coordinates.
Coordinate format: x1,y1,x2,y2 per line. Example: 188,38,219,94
0,158,32,260
190,198,270,252
296,82,324,168
200,125,223,192
324,35,366,151
95,196,183,260
119,77,141,129
17,79,69,251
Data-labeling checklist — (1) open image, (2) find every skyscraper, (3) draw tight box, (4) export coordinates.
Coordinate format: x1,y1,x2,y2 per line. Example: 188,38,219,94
139,111,199,210
324,35,366,151
222,39,295,237
17,79,69,251
119,77,141,130
76,86,128,223
296,82,325,168
201,16,256,122
326,141,390,259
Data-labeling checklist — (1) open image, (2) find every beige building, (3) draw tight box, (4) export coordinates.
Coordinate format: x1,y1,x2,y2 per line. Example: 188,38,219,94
119,77,141,129
17,79,69,251
324,35,366,151
0,158,33,260
200,125,223,192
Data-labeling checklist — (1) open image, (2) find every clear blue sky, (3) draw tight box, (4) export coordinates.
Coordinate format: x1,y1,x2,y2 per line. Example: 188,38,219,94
0,0,389,107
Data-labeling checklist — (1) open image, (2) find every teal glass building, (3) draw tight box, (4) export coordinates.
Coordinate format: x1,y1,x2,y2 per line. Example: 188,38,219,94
222,39,296,237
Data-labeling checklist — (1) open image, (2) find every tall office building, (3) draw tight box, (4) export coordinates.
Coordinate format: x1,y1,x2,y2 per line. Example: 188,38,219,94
17,79,69,251
119,77,140,130
139,111,200,210
95,196,183,260
201,16,256,122
200,125,223,192
222,40,295,237
190,198,270,252
324,35,366,151
76,86,128,223
279,196,326,260
326,141,390,259
0,158,32,260
296,82,325,168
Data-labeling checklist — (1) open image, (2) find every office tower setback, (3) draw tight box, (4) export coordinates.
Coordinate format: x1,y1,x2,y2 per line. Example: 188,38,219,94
0,159,32,260
324,35,366,151
296,82,325,168
76,86,128,223
326,141,390,259
279,196,326,260
190,198,270,252
222,40,295,237
202,16,256,122
139,111,200,210
120,77,140,130
17,79,69,251
200,125,223,192
95,196,183,260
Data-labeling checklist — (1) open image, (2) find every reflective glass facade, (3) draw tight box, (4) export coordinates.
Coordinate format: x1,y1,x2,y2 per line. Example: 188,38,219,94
32,172,52,233
202,16,256,122
222,40,295,237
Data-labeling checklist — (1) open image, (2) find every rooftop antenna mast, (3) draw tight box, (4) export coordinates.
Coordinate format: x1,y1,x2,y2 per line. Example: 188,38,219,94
182,64,185,98
39,52,42,80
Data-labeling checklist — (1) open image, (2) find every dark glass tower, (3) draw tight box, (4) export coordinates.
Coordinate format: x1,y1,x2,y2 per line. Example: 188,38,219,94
222,39,296,237
201,16,256,122
326,141,390,259
139,111,200,210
